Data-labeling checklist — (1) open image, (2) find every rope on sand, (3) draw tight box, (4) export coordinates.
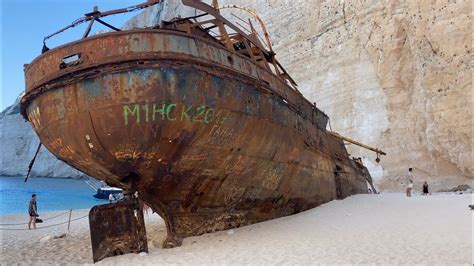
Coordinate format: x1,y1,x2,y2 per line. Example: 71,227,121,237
0,213,89,231
0,210,71,226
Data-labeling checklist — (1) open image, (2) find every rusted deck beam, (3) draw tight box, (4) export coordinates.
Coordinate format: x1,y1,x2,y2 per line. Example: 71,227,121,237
329,131,387,156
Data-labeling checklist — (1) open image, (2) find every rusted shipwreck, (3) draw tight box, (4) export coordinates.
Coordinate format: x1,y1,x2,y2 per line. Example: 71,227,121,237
20,0,384,249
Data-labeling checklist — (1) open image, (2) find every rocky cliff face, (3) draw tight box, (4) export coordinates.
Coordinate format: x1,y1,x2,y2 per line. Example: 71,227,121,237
3,0,471,190
225,0,473,191
0,98,87,178
269,0,471,191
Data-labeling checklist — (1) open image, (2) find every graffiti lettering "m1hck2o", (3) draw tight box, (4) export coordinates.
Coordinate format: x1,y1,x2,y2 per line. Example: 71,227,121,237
123,103,227,126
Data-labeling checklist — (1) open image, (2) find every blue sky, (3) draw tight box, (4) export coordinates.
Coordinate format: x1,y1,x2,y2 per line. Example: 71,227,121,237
1,0,143,111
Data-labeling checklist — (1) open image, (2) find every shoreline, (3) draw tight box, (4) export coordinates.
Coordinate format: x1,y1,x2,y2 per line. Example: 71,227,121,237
0,191,468,215
0,174,88,180
0,208,91,216
1,193,472,264
0,176,103,215
0,209,90,221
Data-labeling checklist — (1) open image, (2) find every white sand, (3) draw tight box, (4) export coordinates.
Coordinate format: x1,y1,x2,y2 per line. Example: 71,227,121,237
1,193,472,265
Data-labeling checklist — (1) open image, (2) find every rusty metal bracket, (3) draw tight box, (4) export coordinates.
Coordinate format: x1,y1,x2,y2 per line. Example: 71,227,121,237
218,4,273,52
89,198,148,263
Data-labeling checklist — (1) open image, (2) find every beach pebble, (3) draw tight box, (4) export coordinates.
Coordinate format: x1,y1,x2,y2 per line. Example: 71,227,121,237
139,252,147,256
53,233,67,239
40,235,52,243
227,229,234,235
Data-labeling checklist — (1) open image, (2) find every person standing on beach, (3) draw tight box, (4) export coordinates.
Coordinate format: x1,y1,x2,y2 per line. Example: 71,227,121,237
28,194,38,230
422,181,429,195
406,168,414,197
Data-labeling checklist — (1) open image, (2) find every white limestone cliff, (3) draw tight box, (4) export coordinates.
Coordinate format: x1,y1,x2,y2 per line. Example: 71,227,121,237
0,98,87,178
225,0,473,191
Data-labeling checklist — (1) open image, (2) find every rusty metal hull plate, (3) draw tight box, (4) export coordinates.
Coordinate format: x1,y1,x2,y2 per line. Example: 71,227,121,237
22,30,370,247
89,199,148,262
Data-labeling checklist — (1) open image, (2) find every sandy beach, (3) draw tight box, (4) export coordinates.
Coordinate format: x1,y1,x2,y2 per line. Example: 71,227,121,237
1,193,472,265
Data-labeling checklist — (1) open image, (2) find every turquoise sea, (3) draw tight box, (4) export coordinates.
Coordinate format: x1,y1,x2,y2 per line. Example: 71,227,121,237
0,176,107,214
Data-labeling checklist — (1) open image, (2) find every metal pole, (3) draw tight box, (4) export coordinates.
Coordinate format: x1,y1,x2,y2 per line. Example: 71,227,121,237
328,131,387,156
67,209,72,232
24,142,42,182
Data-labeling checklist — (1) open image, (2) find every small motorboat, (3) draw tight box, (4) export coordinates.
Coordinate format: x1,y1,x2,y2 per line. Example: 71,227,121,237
85,178,123,199
93,187,123,200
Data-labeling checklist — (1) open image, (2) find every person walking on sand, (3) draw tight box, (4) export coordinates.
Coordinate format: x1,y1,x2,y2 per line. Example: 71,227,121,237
422,181,429,195
406,168,414,197
28,194,39,229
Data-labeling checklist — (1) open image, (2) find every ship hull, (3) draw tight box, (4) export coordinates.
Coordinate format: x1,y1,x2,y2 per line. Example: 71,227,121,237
21,30,370,247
